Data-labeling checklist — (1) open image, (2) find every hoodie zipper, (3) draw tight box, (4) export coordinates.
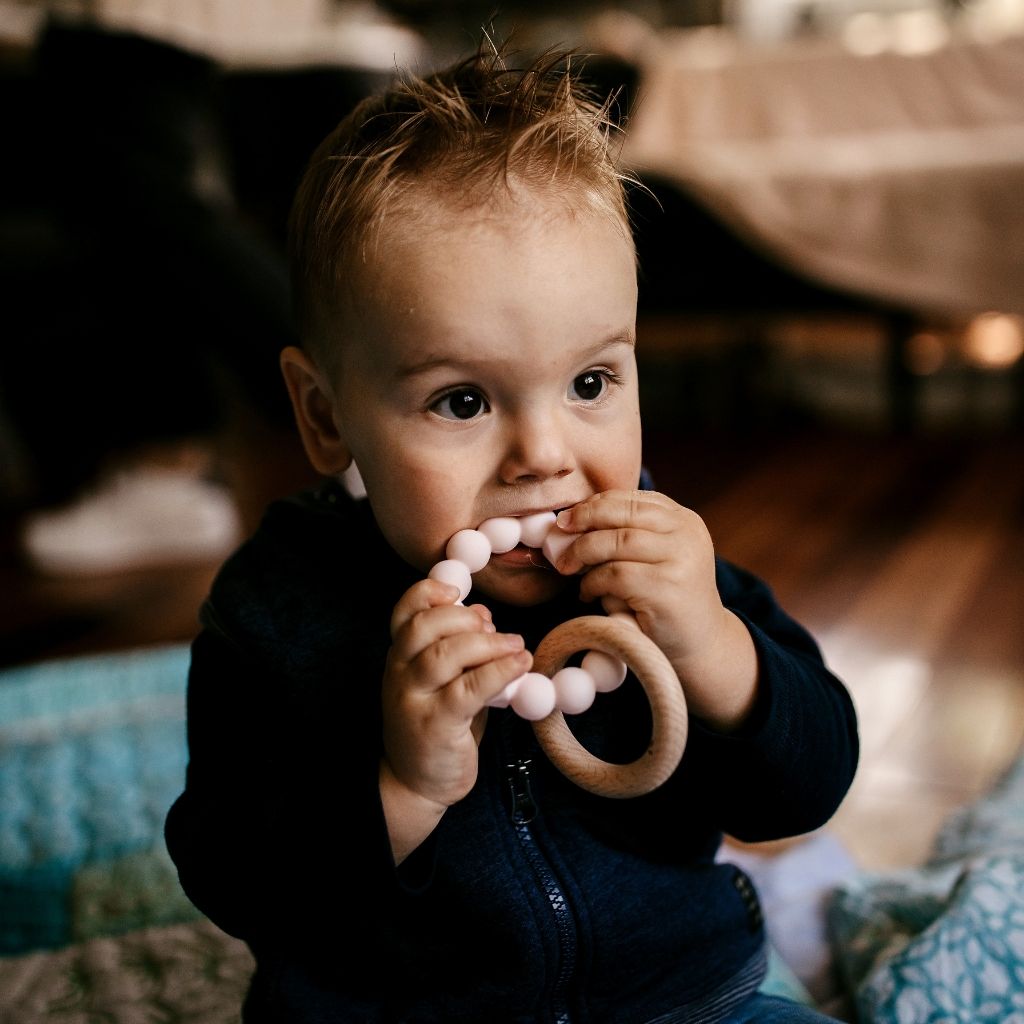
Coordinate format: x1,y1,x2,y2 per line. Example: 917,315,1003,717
504,731,577,1024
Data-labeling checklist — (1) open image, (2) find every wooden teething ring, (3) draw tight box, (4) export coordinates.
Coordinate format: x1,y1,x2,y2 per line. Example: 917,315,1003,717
531,615,688,799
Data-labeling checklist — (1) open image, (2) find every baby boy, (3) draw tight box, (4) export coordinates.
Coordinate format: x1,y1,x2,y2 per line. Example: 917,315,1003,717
166,44,858,1024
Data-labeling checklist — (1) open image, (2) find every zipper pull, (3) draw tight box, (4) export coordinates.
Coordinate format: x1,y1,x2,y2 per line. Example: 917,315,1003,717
507,758,537,823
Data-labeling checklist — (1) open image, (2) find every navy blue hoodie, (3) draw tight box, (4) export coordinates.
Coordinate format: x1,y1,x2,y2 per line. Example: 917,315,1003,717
165,478,858,1023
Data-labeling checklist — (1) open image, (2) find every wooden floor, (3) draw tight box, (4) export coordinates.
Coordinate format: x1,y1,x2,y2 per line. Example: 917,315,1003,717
645,424,1024,869
2,420,1023,871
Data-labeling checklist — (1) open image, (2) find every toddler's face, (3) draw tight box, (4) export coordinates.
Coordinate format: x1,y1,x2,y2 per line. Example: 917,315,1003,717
333,192,642,606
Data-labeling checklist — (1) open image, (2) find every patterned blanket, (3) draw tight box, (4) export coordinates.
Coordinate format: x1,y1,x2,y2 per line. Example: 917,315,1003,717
830,753,1024,1023
0,918,253,1023
5,644,1024,1022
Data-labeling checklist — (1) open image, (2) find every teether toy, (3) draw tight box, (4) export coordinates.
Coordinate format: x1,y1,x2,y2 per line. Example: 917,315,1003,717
427,512,688,798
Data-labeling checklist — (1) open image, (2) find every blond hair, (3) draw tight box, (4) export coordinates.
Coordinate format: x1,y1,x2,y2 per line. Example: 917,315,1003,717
288,42,633,370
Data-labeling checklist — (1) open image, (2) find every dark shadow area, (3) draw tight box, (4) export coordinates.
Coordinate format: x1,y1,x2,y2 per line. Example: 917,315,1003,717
0,20,389,518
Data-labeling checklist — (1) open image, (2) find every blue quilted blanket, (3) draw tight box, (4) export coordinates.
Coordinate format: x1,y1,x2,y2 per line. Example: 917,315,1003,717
0,645,200,954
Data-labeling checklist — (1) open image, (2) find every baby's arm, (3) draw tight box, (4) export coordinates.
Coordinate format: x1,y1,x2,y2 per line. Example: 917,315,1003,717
380,578,531,863
553,490,760,731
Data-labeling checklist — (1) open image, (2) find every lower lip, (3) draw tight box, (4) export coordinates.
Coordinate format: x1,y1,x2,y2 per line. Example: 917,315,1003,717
491,544,548,568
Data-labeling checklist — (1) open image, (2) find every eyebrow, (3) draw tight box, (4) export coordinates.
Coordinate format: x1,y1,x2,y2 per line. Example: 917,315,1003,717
394,330,637,381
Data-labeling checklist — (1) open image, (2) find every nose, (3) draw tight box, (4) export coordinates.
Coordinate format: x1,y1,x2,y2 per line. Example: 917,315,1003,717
498,406,575,484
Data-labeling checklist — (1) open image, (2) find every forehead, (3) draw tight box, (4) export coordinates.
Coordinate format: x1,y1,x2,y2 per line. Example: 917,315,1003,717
340,187,637,376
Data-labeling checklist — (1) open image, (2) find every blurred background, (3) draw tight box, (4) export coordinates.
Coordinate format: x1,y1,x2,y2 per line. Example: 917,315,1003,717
1,0,1022,900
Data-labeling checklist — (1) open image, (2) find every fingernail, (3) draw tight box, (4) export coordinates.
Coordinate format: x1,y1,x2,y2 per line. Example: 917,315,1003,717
503,634,525,649
483,621,496,633
556,509,574,529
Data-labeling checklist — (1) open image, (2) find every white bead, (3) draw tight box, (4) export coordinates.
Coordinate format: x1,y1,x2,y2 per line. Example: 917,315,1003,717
510,673,556,721
428,559,473,601
446,529,492,573
541,525,575,566
582,650,627,692
478,517,521,554
519,511,556,548
486,675,523,709
552,667,596,715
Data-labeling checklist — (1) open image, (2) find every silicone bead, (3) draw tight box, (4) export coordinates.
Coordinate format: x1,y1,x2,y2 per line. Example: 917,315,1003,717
446,529,492,573
429,511,636,722
510,673,557,721
582,649,628,692
519,511,556,548
551,667,597,715
541,525,575,566
478,517,521,554
428,559,473,601
487,676,523,709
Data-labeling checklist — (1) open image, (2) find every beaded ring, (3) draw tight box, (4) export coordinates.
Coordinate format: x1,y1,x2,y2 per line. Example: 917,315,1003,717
428,511,688,798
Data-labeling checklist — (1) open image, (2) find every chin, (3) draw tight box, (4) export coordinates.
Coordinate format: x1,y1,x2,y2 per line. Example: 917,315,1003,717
473,566,570,608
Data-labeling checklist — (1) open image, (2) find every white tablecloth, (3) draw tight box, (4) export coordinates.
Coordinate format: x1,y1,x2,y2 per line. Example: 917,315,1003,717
620,30,1024,317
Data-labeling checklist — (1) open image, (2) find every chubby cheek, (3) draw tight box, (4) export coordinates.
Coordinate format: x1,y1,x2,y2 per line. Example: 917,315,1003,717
587,428,643,494
361,451,481,572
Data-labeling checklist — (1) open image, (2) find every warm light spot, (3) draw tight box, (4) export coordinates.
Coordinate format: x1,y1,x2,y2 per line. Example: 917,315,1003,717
842,12,890,55
965,0,1024,43
891,9,950,55
905,331,946,375
822,648,932,757
961,312,1024,370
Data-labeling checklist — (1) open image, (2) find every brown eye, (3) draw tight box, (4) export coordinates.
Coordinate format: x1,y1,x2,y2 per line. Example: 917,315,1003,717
433,388,488,420
570,371,606,402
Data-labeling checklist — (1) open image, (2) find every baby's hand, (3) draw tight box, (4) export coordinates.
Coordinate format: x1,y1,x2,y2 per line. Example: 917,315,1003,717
553,490,758,730
381,578,531,810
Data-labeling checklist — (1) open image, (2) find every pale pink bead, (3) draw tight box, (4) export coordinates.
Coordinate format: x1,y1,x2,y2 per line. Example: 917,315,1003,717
428,559,473,601
510,673,556,721
552,667,596,715
519,511,556,548
478,517,521,554
541,525,575,566
446,529,492,573
582,650,627,692
486,676,523,709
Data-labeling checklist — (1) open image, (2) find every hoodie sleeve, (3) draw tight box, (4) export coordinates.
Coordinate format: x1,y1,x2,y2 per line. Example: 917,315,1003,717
164,493,432,950
677,558,859,842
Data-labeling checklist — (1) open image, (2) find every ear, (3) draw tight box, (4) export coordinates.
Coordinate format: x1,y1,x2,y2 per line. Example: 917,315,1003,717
280,346,352,476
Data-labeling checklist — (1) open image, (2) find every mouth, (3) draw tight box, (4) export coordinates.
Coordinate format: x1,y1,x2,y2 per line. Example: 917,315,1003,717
488,542,555,571
526,546,556,570
491,505,572,521
483,505,577,572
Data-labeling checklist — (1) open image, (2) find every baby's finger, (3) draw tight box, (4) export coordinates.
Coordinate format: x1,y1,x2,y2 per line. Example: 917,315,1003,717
390,578,461,642
556,523,674,575
409,631,528,695
577,560,654,611
556,490,680,535
394,601,500,664
455,649,537,710
468,603,494,626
